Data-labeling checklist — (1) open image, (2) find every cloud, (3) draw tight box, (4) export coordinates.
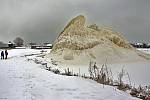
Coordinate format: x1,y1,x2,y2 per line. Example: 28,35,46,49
0,0,150,43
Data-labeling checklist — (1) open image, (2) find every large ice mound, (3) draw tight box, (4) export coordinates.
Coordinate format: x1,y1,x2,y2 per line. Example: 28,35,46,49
47,15,150,64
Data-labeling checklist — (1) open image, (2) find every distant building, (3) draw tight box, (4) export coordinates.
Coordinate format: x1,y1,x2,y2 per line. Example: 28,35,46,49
31,43,53,49
46,43,53,47
131,42,150,48
8,42,15,48
29,43,36,46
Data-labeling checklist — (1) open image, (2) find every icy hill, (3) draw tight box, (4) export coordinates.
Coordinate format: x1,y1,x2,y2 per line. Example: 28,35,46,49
47,15,150,64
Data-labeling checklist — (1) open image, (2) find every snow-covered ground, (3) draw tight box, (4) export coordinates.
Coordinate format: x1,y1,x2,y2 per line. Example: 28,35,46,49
0,49,138,100
109,51,150,87
137,48,150,55
44,48,150,87
22,48,150,87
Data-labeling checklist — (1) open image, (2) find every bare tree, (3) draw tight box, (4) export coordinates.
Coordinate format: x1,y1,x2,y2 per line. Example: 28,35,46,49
13,37,24,47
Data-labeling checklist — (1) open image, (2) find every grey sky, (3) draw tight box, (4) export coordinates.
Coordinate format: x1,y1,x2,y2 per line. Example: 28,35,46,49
0,0,150,43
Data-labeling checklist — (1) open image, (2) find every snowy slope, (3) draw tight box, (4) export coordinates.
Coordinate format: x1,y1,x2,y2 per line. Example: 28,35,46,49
45,48,150,87
0,49,138,100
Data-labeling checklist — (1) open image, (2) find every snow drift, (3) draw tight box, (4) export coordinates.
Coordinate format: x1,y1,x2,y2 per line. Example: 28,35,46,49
47,15,150,64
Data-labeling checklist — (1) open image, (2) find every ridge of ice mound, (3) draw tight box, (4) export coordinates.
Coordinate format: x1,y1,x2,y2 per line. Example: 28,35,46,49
47,15,150,64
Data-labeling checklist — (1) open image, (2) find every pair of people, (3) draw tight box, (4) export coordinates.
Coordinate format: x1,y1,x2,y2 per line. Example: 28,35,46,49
1,50,8,60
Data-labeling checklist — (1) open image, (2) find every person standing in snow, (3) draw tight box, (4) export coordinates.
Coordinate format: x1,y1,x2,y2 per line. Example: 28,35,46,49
1,51,4,59
5,50,8,59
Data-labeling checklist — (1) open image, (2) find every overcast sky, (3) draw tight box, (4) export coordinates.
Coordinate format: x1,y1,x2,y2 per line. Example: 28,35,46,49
0,0,150,43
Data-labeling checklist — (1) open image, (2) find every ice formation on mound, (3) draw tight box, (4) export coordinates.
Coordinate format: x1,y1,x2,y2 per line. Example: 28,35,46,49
47,15,150,64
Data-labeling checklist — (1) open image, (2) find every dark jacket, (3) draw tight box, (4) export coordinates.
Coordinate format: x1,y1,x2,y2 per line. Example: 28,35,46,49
5,50,8,56
1,51,4,56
